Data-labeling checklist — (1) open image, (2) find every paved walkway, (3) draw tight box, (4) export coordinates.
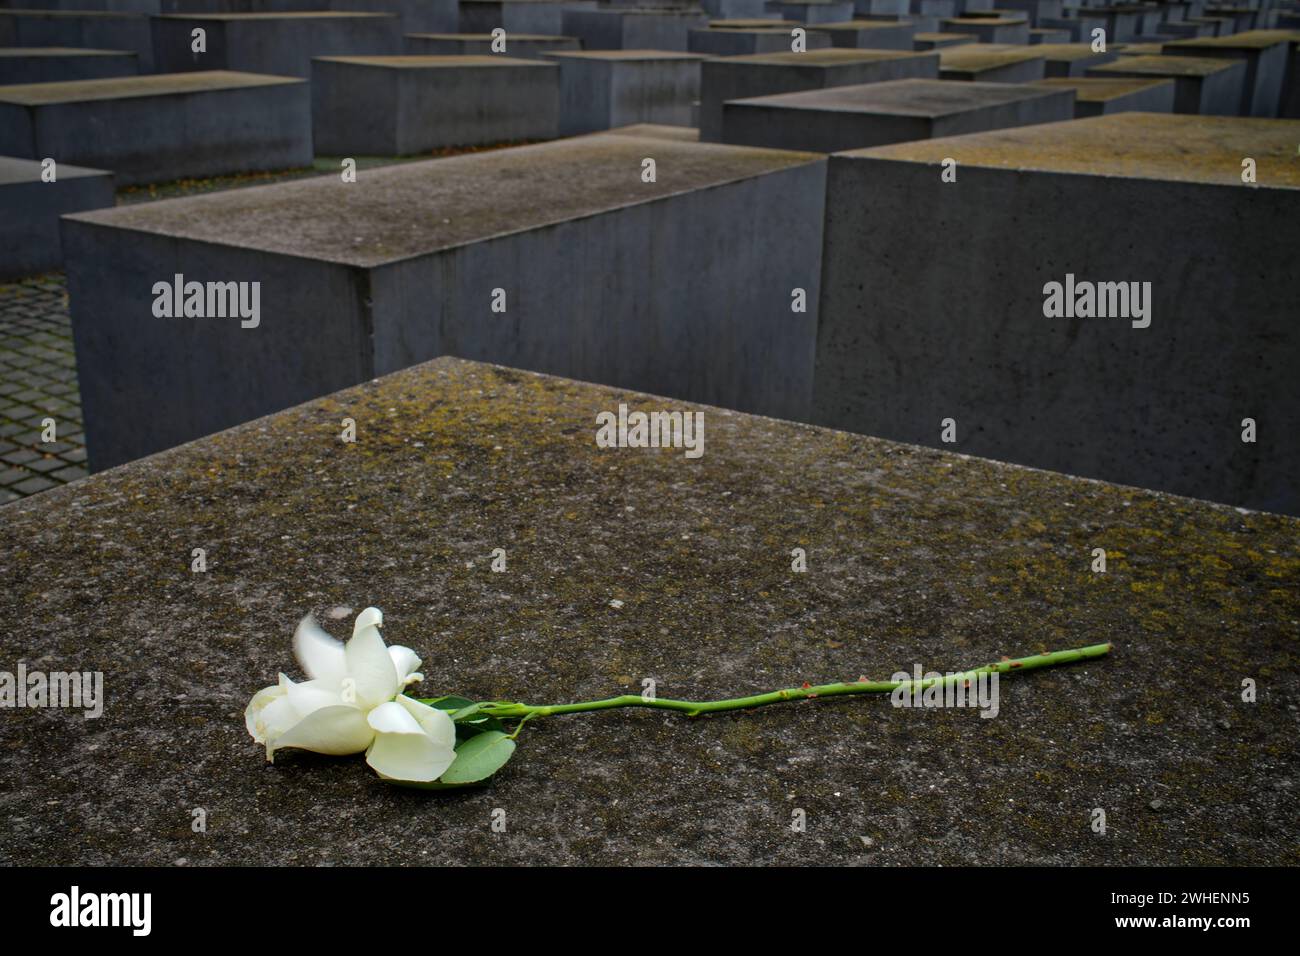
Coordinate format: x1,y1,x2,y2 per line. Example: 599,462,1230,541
0,274,86,504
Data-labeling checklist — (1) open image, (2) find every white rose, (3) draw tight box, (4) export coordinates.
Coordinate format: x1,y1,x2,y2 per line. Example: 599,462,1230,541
245,607,456,782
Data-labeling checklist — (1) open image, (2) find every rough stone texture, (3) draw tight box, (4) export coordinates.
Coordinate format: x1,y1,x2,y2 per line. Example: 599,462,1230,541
700,48,941,140
814,112,1300,515
1033,75,1176,115
0,356,1296,865
151,12,403,79
60,128,826,470
0,10,154,71
805,19,917,50
544,49,703,133
0,155,114,279
0,71,313,187
403,31,581,59
311,55,559,155
0,273,85,505
1086,54,1247,114
1164,30,1292,116
719,77,1076,151
0,45,138,84
939,44,1046,82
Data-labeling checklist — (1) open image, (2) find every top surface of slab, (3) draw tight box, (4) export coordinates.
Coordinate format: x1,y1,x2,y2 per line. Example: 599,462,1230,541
717,49,932,66
542,49,705,61
0,70,303,106
404,33,570,41
0,10,141,19
1,356,1296,865
731,77,1065,115
0,154,110,183
808,19,915,30
156,12,396,20
1024,43,1114,61
314,55,548,69
1033,76,1174,101
708,19,789,28
940,45,1045,69
64,131,821,267
1165,30,1296,51
841,112,1300,188
0,47,131,57
1090,54,1245,76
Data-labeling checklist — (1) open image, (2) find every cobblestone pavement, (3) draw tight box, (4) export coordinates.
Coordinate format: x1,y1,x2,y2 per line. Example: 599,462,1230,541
1,144,540,506
0,274,86,505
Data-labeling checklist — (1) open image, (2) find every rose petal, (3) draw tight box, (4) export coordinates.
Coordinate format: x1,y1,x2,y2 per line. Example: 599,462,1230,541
345,612,399,709
396,695,456,752
388,645,423,686
366,700,423,735
365,728,456,783
293,615,347,684
269,704,374,758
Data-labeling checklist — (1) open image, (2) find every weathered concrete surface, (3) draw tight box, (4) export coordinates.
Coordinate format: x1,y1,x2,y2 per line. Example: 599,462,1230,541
815,112,1300,515
720,77,1076,151
0,45,138,84
544,49,703,133
688,26,828,56
701,48,941,140
151,12,403,79
0,155,113,279
562,8,709,50
1033,75,1176,114
938,43,1046,81
60,128,825,470
1164,30,1292,115
1086,53,1246,113
0,9,153,71
0,71,312,187
1029,27,1071,44
403,31,581,58
0,356,1296,865
311,55,559,155
806,18,917,50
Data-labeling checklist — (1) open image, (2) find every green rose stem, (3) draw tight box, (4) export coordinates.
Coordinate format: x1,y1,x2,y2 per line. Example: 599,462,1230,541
432,643,1111,723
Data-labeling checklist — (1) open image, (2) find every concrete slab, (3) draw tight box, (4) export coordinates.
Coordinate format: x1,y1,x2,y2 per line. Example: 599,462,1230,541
938,14,1031,42
403,31,581,58
938,43,1046,80
2,354,1297,865
999,0,1064,25
688,26,828,55
816,112,1300,514
562,8,710,50
700,47,941,140
720,76,1076,150
1033,74,1176,113
700,0,772,16
0,154,113,279
1019,41,1119,75
767,0,857,23
805,18,918,49
542,49,704,133
1164,30,1292,115
0,45,138,84
0,10,153,71
59,129,826,470
311,55,559,155
0,71,312,186
1029,27,1072,43
151,13,403,79
1086,53,1246,113
705,18,791,28
460,0,599,36
914,30,978,48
